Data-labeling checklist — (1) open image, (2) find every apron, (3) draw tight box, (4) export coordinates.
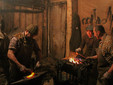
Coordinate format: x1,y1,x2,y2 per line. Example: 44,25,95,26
97,48,109,79
97,35,112,85
9,37,34,82
16,37,34,68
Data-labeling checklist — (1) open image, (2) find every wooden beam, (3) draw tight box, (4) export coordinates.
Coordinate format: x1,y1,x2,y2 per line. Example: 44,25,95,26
42,0,48,57
1,0,45,10
66,0,72,57
48,1,67,6
0,9,43,13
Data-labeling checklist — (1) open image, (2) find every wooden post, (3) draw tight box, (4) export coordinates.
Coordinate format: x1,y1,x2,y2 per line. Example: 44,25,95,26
42,0,48,57
66,0,72,57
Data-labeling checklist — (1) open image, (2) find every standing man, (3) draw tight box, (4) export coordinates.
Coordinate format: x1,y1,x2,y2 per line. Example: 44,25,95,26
91,25,113,85
0,20,10,85
76,25,99,57
8,24,42,83
75,25,99,85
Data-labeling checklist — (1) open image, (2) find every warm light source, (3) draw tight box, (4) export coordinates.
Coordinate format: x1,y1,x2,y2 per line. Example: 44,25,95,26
26,72,35,79
69,58,82,64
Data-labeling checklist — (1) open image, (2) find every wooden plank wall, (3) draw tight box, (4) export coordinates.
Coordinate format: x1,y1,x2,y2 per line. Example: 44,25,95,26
78,0,113,36
48,1,67,59
0,1,43,50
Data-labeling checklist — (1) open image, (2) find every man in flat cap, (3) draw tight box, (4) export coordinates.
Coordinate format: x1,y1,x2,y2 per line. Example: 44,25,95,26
8,24,42,83
75,25,99,57
75,25,100,85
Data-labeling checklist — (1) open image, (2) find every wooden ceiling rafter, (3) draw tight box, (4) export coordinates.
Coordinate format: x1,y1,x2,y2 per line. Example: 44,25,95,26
1,0,45,10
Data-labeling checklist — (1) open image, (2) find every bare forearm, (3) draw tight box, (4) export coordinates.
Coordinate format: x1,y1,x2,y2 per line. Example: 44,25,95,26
7,50,21,67
87,55,97,59
108,64,113,73
92,55,98,59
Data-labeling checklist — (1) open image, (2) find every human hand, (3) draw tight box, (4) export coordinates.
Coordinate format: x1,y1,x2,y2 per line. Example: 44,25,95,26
101,72,111,80
35,61,41,68
19,64,32,72
75,48,81,52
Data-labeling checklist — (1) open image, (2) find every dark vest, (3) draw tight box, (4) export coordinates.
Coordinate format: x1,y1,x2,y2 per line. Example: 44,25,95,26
14,33,35,68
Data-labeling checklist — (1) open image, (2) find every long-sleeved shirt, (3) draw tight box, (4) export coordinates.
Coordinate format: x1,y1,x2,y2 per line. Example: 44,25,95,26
80,34,99,57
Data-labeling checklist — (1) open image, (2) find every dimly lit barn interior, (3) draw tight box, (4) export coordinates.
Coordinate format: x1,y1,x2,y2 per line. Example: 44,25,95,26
0,0,113,85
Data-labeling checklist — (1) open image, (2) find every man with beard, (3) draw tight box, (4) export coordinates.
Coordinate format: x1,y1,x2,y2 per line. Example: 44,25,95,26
8,24,42,83
89,25,113,85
